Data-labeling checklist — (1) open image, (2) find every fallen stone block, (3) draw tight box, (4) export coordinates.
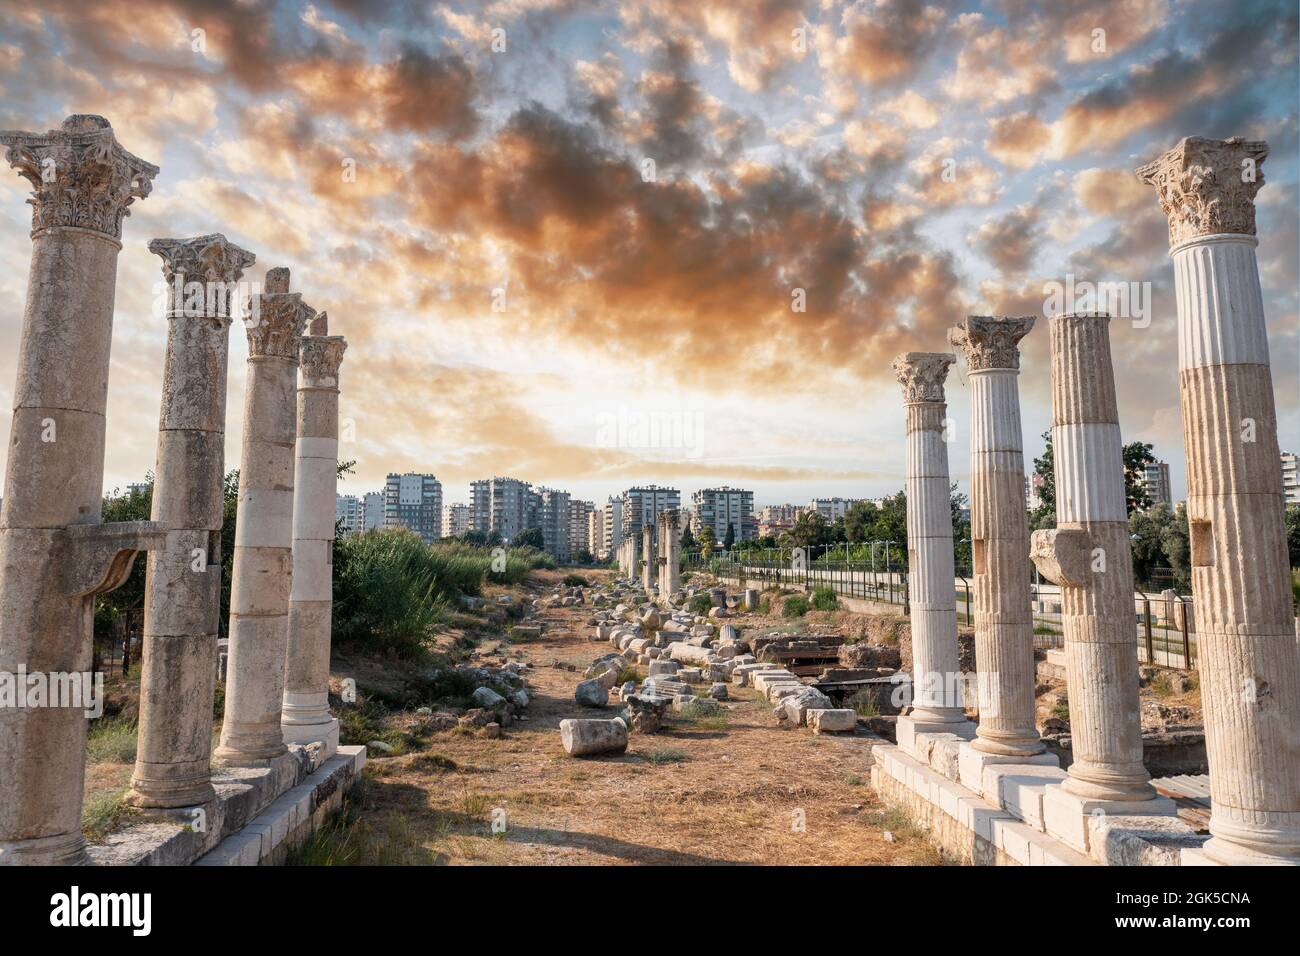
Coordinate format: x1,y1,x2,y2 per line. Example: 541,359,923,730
807,709,856,734
575,678,609,707
560,718,628,756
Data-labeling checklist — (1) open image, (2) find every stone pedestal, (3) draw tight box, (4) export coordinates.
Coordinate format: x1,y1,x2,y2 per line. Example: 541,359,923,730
892,352,974,741
1139,137,1300,865
282,313,346,757
215,268,313,767
0,116,163,864
127,235,255,809
1029,312,1155,806
948,316,1043,758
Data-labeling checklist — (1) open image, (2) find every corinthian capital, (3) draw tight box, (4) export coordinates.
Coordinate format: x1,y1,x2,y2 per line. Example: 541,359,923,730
1136,136,1268,247
149,234,256,319
948,315,1034,371
0,114,159,240
245,267,313,359
300,335,347,387
892,352,954,403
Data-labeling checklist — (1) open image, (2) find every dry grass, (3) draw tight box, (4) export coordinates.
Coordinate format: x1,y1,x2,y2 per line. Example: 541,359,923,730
337,595,940,866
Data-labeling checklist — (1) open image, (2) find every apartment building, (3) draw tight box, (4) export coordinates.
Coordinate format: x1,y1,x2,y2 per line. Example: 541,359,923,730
362,491,385,530
809,497,861,522
1142,460,1173,508
601,497,623,559
537,487,571,561
335,494,363,536
694,486,756,542
1283,452,1299,506
441,502,471,538
470,476,537,542
384,472,443,544
757,503,802,537
621,485,680,541
569,499,595,556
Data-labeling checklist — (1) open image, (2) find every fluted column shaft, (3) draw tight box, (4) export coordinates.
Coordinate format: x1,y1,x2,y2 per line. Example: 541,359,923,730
1029,314,1153,801
642,524,657,592
894,353,967,722
282,322,346,756
1139,136,1299,864
128,235,254,808
216,269,312,766
0,116,160,864
950,316,1043,757
659,509,681,599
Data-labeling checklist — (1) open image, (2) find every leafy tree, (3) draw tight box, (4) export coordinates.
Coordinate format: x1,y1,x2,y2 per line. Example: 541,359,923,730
1030,431,1159,531
513,527,544,550
1286,505,1300,569
950,483,972,574
844,500,878,543
1129,502,1191,592
789,510,833,549
723,522,735,549
679,522,695,550
1122,442,1156,512
697,523,716,554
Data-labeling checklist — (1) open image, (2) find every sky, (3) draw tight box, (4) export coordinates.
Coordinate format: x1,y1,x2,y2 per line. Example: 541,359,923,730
0,0,1296,510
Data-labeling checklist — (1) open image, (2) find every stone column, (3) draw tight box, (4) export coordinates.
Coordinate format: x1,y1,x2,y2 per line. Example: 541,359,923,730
948,316,1045,757
282,313,347,757
127,235,255,809
659,509,681,600
1029,313,1162,807
0,115,164,864
215,268,314,766
892,353,974,742
1138,137,1300,865
642,523,657,594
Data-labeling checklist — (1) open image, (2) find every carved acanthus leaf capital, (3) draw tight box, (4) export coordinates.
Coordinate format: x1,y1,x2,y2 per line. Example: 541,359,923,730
246,294,314,359
1136,136,1268,247
0,115,159,240
299,335,347,386
149,233,256,318
892,352,954,403
948,315,1034,371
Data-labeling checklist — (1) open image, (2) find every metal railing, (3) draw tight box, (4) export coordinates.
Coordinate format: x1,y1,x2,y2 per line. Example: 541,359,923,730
683,544,1200,671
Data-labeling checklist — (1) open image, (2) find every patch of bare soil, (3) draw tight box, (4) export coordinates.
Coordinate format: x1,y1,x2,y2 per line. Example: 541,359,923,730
335,584,941,866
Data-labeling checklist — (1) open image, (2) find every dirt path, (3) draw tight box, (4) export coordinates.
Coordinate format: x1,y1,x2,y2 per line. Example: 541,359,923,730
329,596,942,865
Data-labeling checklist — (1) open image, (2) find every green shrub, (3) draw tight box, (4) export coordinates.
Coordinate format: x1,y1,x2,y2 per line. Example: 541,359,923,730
783,595,810,618
562,573,589,587
86,716,138,764
811,586,839,611
688,594,712,616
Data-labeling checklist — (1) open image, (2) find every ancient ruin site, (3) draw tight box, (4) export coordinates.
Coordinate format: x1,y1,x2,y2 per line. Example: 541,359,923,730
0,0,1296,936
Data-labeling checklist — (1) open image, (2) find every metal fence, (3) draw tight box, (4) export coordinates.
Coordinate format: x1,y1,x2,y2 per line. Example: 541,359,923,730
684,543,1199,672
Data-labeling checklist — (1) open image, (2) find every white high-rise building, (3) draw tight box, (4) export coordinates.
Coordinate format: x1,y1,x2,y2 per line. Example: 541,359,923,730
441,502,471,538
363,491,385,530
809,497,862,522
694,487,756,542
569,499,595,556
470,476,537,543
621,486,680,540
601,497,623,559
1282,452,1299,506
336,494,363,537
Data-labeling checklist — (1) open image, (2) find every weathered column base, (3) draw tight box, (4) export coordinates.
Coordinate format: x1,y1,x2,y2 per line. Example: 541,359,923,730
0,830,87,866
124,761,217,810
1041,783,1177,855
282,692,340,759
1200,818,1300,866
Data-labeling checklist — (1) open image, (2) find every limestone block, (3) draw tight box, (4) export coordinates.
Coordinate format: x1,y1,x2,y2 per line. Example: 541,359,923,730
1087,813,1205,866
560,718,627,757
807,709,856,734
